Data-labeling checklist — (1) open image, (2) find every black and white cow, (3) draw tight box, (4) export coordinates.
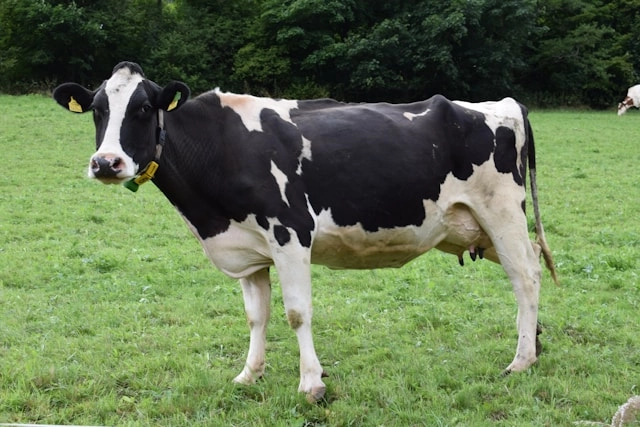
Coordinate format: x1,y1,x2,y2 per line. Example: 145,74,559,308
53,61,557,402
618,84,640,115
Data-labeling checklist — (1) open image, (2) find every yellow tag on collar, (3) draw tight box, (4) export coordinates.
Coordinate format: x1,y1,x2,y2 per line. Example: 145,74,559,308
68,96,83,113
133,161,159,185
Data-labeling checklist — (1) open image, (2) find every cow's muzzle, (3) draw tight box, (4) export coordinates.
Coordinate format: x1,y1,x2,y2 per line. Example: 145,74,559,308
618,97,633,116
618,104,629,116
89,153,126,182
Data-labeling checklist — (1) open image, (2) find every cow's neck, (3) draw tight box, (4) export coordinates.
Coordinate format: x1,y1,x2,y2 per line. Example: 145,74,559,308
124,110,166,192
150,102,233,239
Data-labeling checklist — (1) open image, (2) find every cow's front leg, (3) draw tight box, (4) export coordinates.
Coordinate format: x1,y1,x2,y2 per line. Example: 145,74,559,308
234,268,271,385
276,259,325,403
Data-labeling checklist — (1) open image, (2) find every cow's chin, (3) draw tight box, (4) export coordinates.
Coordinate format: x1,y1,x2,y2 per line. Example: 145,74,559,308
92,176,130,185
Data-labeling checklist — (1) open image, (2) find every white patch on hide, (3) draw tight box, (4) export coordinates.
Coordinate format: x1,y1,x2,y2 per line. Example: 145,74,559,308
454,97,526,175
403,108,430,121
270,161,290,207
215,88,298,133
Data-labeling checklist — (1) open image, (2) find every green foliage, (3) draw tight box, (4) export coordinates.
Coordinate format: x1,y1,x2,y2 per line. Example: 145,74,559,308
233,44,292,96
146,0,257,93
0,0,640,104
243,0,540,101
90,0,164,73
234,0,357,96
0,0,105,91
526,0,639,108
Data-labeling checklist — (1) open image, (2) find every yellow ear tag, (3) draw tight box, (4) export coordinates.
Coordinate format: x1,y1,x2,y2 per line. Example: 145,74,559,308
167,92,181,111
68,96,83,113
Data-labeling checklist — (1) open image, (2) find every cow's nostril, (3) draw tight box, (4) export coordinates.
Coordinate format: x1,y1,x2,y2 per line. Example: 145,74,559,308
90,155,124,178
111,157,123,170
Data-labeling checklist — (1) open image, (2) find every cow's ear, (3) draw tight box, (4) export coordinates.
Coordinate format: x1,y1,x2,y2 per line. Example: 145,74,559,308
157,82,190,112
52,83,94,113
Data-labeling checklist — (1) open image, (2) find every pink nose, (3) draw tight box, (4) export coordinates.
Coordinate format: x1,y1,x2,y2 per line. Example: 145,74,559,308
90,153,125,178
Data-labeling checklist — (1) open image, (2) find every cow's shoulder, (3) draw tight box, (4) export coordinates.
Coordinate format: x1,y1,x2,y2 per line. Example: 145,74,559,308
212,88,299,133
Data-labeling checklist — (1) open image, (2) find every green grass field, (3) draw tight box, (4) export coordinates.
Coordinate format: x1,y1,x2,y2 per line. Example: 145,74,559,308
0,95,639,426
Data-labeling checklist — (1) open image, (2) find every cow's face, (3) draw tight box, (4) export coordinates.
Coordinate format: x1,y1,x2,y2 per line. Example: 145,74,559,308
53,62,189,184
617,96,633,116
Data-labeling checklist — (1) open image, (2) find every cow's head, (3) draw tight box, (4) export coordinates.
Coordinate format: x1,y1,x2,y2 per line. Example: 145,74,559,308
53,61,190,186
617,96,634,116
617,85,640,116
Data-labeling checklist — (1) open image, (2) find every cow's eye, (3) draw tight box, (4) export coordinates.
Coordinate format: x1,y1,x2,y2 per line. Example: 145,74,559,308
141,104,152,114
93,107,108,117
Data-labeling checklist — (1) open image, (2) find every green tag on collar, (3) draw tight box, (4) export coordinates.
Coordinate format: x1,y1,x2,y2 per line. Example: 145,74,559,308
124,179,140,192
123,161,159,192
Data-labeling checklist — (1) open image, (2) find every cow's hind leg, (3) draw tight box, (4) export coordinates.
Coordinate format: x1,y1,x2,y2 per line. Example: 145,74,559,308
275,257,326,403
474,204,542,374
504,258,541,374
234,268,271,385
500,233,541,373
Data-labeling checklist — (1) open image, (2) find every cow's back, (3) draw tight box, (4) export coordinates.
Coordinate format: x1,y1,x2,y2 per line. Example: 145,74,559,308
293,95,495,227
289,95,528,269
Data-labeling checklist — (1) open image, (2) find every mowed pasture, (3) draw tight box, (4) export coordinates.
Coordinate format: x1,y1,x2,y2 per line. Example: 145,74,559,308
0,94,639,426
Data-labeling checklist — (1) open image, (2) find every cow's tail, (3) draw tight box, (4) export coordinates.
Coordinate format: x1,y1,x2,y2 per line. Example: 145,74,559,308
526,114,559,285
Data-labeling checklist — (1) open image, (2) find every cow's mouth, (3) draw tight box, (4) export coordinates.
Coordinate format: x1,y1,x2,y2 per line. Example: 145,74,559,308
94,176,129,185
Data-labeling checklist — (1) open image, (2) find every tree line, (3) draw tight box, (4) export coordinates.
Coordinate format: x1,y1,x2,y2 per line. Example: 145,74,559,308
1,0,638,108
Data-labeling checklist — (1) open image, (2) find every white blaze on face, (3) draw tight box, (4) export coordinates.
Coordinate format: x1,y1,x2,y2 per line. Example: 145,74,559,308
89,67,144,178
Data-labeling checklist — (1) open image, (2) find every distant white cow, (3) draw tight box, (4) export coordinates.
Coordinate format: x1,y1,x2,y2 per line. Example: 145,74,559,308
617,85,640,115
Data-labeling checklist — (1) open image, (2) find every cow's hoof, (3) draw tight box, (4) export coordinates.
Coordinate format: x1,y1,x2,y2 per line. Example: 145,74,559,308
233,367,262,385
505,355,537,375
305,385,327,404
232,374,253,385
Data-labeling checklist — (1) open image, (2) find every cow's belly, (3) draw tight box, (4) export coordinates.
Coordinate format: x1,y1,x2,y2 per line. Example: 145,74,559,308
310,205,447,269
180,198,490,277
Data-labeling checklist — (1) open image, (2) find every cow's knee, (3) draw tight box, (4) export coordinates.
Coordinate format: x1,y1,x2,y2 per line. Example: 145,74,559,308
287,309,304,329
